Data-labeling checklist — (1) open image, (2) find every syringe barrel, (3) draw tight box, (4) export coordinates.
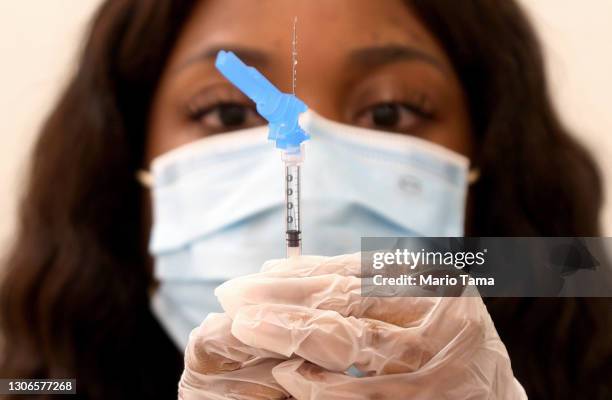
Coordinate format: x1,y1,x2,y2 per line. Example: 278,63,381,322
284,161,301,252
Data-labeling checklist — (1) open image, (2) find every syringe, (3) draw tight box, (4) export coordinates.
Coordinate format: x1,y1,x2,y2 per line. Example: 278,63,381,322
215,50,309,257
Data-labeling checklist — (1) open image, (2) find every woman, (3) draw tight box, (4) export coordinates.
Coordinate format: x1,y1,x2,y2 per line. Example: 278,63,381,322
1,0,610,399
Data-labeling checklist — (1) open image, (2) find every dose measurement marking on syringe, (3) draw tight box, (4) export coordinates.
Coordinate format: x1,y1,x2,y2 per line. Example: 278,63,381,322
286,166,300,226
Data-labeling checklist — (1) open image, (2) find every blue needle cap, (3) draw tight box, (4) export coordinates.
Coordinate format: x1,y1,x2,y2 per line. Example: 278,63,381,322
215,50,309,153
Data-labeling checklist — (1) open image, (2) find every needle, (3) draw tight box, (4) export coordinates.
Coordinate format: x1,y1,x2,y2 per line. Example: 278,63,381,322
292,17,298,95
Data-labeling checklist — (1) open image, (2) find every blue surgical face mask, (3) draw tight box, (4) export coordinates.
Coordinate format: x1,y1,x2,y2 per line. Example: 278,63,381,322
146,111,469,349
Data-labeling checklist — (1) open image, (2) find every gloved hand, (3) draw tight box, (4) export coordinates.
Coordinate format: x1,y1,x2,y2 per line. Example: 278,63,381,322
179,253,527,399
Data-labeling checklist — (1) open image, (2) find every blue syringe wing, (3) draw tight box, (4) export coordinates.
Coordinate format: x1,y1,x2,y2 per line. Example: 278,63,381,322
215,50,281,107
215,50,309,152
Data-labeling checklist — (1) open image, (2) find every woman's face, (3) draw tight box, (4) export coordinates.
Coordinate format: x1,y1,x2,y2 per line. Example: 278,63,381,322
146,0,473,163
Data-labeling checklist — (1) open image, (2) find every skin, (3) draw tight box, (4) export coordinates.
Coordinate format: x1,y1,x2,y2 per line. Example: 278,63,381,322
146,0,473,163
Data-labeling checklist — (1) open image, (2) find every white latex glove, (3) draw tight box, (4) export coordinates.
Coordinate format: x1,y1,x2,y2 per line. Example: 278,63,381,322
179,253,527,399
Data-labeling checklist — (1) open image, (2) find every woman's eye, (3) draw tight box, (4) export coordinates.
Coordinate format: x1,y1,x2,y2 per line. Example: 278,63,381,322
354,102,428,133
194,103,265,132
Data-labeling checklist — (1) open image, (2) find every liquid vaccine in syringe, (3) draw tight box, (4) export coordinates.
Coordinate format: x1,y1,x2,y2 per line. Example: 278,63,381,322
284,152,302,257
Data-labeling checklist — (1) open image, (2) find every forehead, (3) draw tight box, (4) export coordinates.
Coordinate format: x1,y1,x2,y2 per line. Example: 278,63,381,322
168,0,450,72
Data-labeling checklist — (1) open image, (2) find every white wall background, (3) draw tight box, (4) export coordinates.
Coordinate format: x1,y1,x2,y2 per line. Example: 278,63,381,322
520,0,612,235
0,1,101,253
0,0,610,254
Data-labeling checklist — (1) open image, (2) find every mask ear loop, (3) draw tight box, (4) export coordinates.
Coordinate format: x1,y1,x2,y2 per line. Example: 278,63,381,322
136,169,153,189
468,168,480,185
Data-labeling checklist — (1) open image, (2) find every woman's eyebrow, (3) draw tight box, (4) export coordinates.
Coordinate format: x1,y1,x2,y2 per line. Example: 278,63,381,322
349,44,446,73
173,45,270,74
